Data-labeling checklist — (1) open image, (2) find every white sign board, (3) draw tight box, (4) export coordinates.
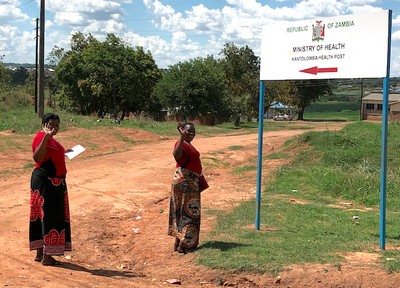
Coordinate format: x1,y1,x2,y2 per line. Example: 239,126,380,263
260,11,390,80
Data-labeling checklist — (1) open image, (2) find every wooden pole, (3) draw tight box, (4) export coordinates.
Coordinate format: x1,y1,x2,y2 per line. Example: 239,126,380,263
38,0,45,118
35,18,39,114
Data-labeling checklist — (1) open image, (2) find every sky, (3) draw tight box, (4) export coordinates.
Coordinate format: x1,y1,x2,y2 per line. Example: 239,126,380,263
0,0,399,76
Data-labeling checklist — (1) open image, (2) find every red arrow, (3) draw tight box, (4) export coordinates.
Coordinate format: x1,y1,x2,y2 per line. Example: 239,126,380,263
299,66,338,75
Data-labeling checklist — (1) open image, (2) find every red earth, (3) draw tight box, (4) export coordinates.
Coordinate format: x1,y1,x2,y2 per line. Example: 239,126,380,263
1,121,400,288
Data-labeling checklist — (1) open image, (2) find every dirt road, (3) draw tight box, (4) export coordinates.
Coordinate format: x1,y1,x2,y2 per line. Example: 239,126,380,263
1,121,400,288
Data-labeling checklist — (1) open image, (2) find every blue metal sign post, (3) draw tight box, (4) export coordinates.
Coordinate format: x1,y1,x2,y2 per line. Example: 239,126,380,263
255,80,265,230
379,9,392,250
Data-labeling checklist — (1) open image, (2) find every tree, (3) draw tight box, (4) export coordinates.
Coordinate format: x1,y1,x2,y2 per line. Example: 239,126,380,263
54,33,161,119
0,60,11,93
154,56,230,123
290,79,332,120
47,46,65,66
263,80,295,115
118,46,162,119
22,70,36,96
11,66,29,85
220,43,260,123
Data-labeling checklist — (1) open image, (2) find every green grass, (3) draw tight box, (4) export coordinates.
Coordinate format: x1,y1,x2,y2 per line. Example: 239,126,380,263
0,105,257,136
306,100,360,113
304,101,360,121
0,106,43,134
202,156,229,168
200,200,377,273
232,165,257,174
264,152,291,160
198,121,400,274
303,110,360,121
228,145,244,151
0,105,337,137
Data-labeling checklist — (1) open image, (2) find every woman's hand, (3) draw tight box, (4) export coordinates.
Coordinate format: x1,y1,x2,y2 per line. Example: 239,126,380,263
65,148,74,153
42,123,56,136
174,123,187,159
177,124,188,137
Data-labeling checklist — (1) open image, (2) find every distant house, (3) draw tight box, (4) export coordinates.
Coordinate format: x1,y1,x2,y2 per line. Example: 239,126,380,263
361,93,400,121
264,102,294,119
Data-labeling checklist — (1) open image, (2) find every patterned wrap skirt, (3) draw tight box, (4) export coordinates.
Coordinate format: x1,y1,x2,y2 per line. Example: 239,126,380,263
168,167,201,250
29,168,72,255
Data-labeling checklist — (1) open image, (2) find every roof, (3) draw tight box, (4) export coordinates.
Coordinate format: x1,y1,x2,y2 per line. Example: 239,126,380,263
269,102,291,109
362,93,400,102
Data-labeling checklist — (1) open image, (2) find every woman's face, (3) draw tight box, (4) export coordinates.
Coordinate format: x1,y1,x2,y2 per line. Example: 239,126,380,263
184,124,196,142
44,119,60,135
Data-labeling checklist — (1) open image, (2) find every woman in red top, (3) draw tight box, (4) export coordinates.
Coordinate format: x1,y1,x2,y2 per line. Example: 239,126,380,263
29,113,73,266
168,122,208,253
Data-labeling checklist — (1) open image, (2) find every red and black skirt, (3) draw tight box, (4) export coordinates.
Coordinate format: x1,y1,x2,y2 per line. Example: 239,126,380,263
29,168,72,255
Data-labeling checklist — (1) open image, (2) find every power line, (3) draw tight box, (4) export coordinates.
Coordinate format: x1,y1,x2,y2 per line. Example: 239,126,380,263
0,0,11,7
15,0,35,9
0,0,34,9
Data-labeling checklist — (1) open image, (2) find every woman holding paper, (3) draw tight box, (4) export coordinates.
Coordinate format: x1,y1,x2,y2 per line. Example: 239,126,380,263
29,112,73,266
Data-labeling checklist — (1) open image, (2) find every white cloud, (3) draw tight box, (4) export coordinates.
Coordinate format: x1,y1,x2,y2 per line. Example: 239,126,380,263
143,0,174,16
102,20,125,34
0,23,36,62
183,5,222,32
0,0,30,23
346,4,384,15
393,30,400,41
391,46,400,76
55,12,86,25
49,0,127,30
393,15,400,26
226,0,263,11
342,0,378,5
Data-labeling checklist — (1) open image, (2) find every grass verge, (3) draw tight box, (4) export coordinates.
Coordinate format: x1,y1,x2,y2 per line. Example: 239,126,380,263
198,121,400,274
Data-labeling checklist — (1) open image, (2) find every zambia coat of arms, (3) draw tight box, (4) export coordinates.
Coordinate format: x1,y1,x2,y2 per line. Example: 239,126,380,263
312,20,325,41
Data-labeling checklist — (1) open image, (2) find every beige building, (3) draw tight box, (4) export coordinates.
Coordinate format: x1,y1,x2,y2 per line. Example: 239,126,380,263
361,93,400,121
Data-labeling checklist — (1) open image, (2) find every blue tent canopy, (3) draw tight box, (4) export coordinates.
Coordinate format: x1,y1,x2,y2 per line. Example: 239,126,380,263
270,102,289,109
264,102,293,119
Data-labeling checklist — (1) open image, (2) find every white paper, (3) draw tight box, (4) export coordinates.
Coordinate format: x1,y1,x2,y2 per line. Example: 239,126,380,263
65,145,85,160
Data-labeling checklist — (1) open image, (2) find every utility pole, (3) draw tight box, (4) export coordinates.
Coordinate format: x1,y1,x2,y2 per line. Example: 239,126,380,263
35,18,39,114
38,0,45,118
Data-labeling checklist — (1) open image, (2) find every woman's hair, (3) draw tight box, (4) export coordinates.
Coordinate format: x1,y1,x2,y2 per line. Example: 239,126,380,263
42,113,60,125
184,122,195,128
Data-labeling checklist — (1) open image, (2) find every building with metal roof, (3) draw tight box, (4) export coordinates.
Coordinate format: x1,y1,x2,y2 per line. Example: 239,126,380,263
361,93,400,121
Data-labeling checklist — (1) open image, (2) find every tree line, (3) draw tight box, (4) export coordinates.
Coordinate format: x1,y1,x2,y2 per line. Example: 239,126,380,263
6,32,397,123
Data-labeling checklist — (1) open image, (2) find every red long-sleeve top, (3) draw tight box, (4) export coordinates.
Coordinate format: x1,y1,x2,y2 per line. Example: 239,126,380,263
32,131,67,177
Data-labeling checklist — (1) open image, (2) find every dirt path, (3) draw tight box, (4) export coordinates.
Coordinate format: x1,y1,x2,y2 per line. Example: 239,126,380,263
1,121,400,288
